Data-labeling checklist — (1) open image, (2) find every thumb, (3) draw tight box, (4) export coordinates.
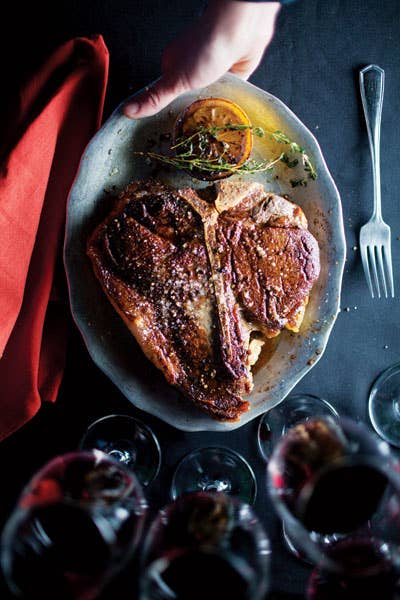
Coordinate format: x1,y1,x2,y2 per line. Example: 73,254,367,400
229,51,265,81
123,76,188,119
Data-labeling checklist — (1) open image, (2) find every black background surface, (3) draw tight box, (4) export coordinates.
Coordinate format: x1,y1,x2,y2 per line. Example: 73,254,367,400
0,0,399,598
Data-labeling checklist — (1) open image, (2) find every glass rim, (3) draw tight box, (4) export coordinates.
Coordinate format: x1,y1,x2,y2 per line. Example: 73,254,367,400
140,545,265,599
79,414,162,484
257,394,340,458
267,418,400,574
18,449,146,509
368,362,400,447
170,445,257,504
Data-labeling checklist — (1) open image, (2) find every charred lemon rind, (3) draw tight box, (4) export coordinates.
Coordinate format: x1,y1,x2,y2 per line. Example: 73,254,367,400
173,97,253,181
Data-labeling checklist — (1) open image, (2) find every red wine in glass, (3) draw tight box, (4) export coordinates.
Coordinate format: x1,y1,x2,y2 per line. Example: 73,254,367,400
299,463,400,599
140,491,270,600
267,417,400,599
1,450,147,599
145,548,257,599
307,538,400,600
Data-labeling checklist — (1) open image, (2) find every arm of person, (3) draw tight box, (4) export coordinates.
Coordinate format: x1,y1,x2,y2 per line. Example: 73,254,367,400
124,0,283,119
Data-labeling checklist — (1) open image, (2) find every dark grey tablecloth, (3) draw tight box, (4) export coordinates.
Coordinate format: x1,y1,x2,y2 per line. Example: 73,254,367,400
0,0,399,597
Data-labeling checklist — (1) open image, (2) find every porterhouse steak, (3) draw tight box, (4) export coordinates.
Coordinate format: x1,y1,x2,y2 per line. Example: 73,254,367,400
87,179,320,421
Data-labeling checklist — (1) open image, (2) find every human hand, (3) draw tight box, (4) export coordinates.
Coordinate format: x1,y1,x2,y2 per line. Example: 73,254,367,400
124,0,281,119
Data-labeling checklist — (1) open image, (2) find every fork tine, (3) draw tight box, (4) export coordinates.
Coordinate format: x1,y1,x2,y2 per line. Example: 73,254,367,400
376,245,388,298
383,244,395,298
360,244,375,298
368,246,381,298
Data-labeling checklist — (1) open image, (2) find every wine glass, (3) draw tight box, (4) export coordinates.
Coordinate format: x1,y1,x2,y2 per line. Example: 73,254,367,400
369,362,400,448
139,491,271,600
267,415,400,599
257,393,339,557
170,446,257,505
258,393,339,461
1,450,148,599
79,414,161,486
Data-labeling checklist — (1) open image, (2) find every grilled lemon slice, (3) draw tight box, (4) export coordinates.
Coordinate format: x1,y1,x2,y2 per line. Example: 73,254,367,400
173,97,253,180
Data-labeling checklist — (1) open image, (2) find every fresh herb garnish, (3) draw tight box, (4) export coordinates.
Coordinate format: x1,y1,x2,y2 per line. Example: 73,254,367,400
290,178,309,188
280,153,299,169
270,130,317,182
135,123,317,181
134,150,284,175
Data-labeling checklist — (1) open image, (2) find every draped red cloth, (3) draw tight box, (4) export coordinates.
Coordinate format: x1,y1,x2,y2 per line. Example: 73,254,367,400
0,35,109,440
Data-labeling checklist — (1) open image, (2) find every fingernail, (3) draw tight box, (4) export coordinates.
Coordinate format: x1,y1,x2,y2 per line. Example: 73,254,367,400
124,102,140,118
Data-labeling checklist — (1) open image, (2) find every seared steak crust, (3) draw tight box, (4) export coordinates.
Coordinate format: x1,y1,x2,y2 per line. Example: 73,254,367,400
87,179,320,421
219,220,319,335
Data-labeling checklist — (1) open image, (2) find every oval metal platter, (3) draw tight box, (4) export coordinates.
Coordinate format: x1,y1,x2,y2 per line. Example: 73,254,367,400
64,72,346,432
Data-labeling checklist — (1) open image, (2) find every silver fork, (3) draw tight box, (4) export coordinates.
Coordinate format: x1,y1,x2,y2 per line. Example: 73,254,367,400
359,64,394,298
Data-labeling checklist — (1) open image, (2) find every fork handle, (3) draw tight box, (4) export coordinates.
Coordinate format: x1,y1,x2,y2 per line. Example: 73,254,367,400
359,65,385,221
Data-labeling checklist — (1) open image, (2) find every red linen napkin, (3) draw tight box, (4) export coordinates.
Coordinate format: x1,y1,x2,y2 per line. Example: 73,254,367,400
0,35,109,441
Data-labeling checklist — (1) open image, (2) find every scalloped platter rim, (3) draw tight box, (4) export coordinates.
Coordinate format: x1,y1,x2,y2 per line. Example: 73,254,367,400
64,73,346,432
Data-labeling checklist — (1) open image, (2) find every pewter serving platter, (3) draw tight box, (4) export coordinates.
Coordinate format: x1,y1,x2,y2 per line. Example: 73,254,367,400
64,73,346,432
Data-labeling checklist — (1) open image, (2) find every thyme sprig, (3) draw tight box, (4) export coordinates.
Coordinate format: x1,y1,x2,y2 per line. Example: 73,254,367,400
171,124,264,153
269,130,318,182
135,122,317,182
134,150,284,175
